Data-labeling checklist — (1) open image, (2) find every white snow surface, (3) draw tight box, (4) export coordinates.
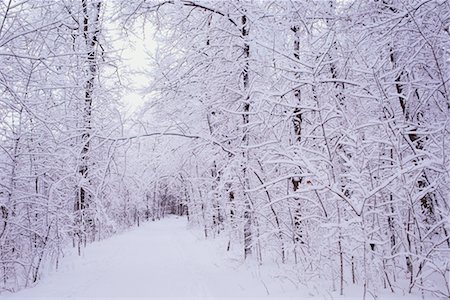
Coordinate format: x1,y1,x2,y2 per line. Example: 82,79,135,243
3,217,423,300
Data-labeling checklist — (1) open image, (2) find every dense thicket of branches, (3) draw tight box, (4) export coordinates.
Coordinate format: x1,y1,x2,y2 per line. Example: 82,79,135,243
0,0,140,291
0,0,449,298
119,0,450,297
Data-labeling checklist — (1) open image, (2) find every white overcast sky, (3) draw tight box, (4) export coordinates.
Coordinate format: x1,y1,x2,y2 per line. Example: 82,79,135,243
106,3,157,116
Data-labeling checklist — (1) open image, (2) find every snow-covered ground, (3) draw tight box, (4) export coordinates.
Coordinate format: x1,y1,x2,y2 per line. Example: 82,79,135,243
3,217,424,299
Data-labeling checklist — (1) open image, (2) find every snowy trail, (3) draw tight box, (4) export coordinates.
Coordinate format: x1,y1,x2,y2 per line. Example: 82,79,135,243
3,217,298,299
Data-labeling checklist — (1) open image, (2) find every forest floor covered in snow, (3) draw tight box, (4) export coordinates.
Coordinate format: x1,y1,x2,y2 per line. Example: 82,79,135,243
3,217,425,300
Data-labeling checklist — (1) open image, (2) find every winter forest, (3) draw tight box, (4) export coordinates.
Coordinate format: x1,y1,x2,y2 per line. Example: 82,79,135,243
0,0,449,298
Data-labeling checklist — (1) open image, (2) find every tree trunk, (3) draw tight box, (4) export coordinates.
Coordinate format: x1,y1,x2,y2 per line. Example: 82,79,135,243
241,14,252,259
75,0,101,249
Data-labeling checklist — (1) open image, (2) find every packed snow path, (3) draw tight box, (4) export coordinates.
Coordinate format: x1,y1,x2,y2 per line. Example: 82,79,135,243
4,217,299,299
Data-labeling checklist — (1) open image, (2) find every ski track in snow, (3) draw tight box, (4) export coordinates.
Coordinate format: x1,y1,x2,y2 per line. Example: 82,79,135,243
2,217,424,300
